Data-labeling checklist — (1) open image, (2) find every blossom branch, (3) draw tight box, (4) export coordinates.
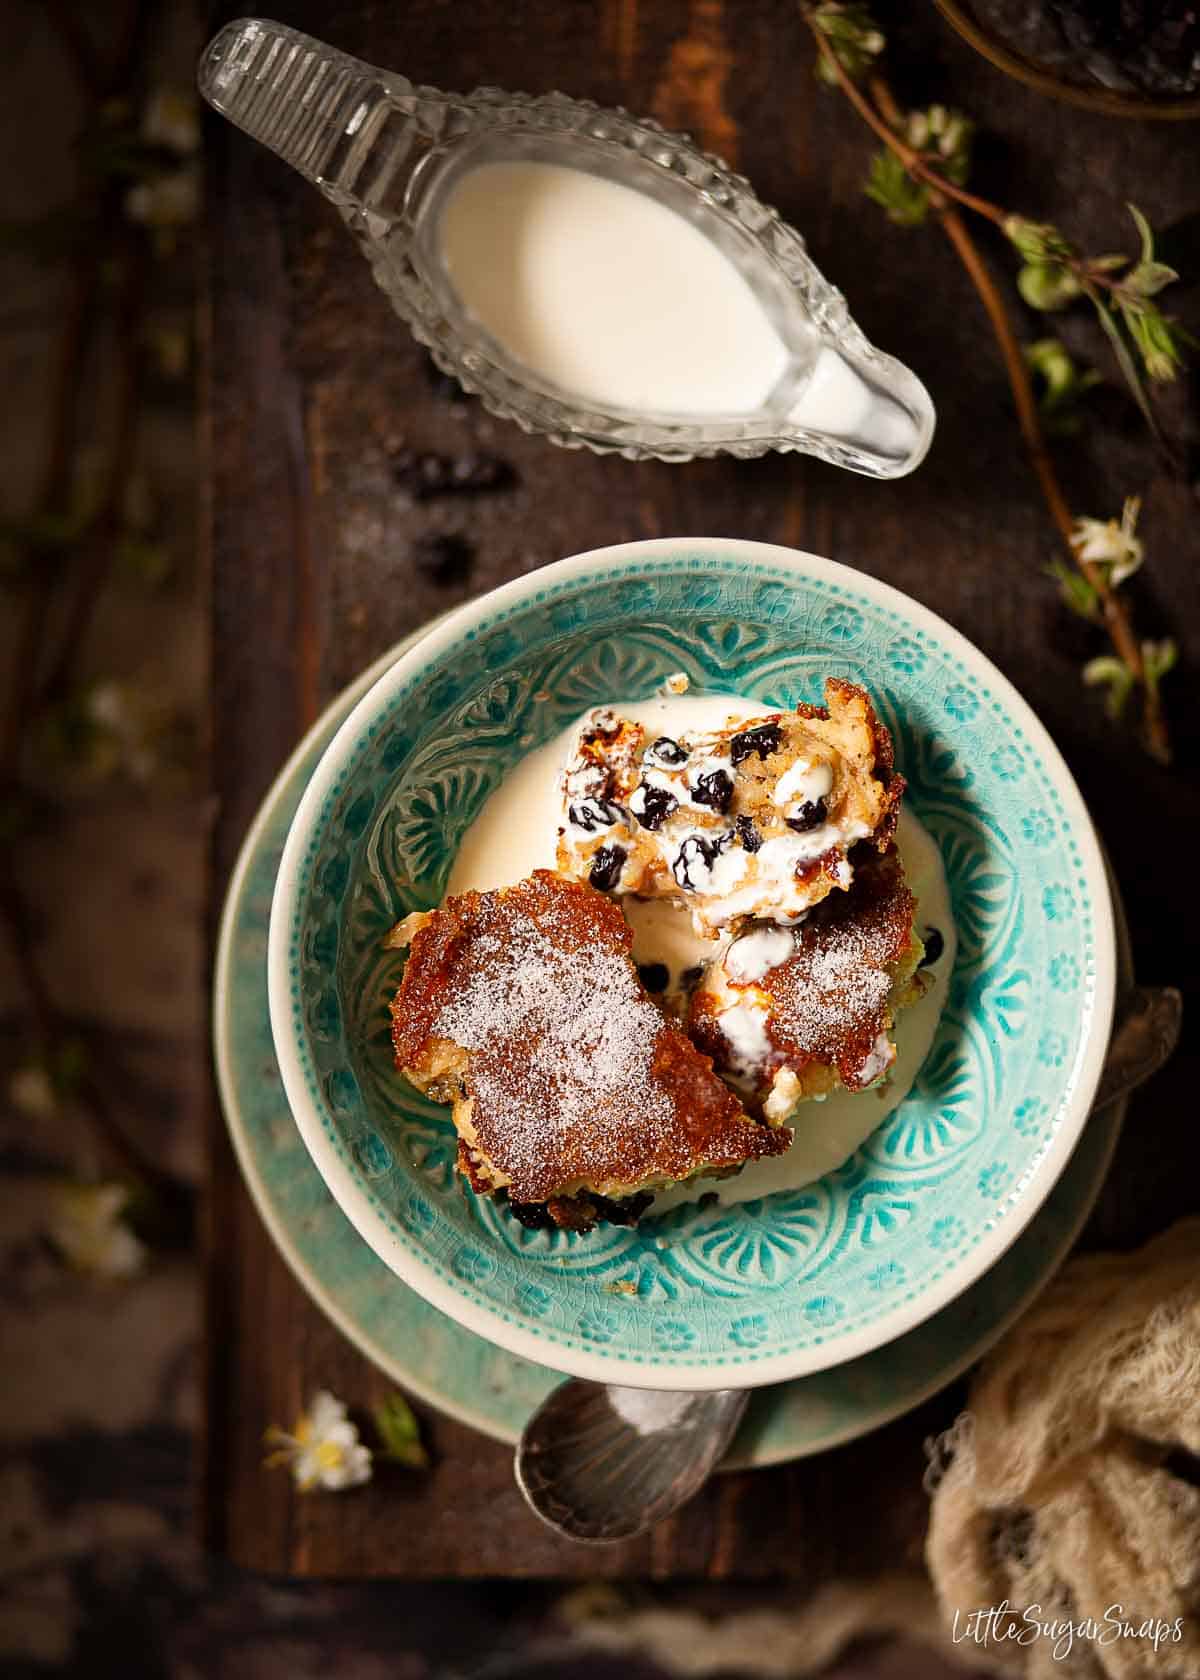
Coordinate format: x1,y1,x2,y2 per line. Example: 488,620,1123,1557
800,1,1174,763
933,211,1167,760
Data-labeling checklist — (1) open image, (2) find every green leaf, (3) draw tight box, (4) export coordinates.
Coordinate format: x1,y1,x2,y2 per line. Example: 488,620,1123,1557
372,1392,429,1469
1122,302,1186,382
1025,339,1101,435
813,3,885,83
37,692,112,775
1124,261,1179,300
1017,262,1081,312
1047,559,1100,621
78,123,178,184
1119,205,1180,300
864,149,929,227
1003,217,1073,266
1142,638,1178,697
1127,202,1155,267
1082,656,1135,721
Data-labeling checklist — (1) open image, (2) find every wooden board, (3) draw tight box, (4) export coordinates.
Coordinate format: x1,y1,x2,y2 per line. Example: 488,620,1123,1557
201,0,1200,1576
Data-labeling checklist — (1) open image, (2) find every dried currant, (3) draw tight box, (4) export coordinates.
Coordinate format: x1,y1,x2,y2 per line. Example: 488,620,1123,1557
568,797,624,833
588,1191,653,1227
506,1199,556,1231
631,782,678,831
421,352,468,405
786,797,828,833
919,927,945,967
735,814,762,853
393,448,516,502
672,832,728,889
691,768,734,814
638,962,670,993
589,844,627,892
730,722,782,765
412,532,475,586
647,736,688,766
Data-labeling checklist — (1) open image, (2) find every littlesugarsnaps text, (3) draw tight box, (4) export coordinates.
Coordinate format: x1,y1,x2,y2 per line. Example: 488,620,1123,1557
952,1603,1184,1662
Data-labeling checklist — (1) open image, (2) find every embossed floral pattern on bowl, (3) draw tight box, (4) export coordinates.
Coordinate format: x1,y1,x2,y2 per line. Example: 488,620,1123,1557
267,539,1115,1388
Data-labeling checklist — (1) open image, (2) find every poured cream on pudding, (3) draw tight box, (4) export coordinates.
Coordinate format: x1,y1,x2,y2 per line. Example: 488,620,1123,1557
447,693,955,1208
555,684,898,931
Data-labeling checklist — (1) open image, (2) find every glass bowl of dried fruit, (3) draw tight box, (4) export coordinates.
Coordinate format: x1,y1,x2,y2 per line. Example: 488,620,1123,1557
933,0,1200,119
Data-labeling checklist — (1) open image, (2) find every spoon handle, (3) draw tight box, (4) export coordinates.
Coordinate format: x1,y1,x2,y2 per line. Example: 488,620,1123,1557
1094,985,1182,1110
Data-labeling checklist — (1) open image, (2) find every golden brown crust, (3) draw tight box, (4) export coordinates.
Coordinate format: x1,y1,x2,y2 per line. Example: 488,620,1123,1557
390,870,789,1219
690,845,920,1101
390,870,632,1068
822,677,905,854
768,846,916,1086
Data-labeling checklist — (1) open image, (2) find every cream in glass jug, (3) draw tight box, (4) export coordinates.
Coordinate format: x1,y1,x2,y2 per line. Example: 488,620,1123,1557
199,18,935,475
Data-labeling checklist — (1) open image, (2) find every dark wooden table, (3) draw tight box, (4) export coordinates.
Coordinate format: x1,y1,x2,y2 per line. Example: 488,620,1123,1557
202,0,1199,1577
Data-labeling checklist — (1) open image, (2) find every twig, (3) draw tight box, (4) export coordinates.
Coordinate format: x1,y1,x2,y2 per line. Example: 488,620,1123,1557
0,244,104,777
805,13,1172,763
1,0,154,778
1,0,196,1225
801,6,1006,224
809,6,1187,484
868,71,1183,484
936,212,1072,541
0,882,189,1204
936,211,1167,760
40,232,150,705
44,0,102,97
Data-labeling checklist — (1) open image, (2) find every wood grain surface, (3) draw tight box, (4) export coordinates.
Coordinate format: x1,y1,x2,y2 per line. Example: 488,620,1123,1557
202,0,1199,1577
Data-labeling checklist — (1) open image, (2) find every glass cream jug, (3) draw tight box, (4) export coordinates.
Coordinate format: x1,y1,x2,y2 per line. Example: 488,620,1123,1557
199,18,936,476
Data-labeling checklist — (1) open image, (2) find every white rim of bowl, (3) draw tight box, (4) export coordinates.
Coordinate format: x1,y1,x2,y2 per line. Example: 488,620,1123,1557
267,536,1116,1390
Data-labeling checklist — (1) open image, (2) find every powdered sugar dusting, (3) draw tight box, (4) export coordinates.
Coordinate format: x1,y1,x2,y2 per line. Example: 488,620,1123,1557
433,908,676,1196
766,850,914,1077
773,931,892,1053
697,848,915,1097
444,929,668,1099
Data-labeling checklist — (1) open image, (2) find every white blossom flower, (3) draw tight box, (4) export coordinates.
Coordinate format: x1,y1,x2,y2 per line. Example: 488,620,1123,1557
264,1391,373,1492
125,169,198,230
142,88,200,156
86,680,132,734
9,1064,57,1118
83,681,158,783
48,1183,147,1279
1070,496,1143,586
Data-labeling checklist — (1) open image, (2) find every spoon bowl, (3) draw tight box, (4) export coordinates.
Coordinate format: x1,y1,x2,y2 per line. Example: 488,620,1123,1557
515,1384,749,1544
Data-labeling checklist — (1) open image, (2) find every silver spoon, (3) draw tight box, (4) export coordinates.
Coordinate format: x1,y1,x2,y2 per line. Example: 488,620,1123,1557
515,985,1181,1544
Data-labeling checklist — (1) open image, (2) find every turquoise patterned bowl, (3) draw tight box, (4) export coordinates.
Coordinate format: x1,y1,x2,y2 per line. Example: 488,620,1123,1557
267,538,1116,1389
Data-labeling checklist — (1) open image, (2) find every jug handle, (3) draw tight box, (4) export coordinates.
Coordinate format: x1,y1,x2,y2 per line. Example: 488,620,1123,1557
198,18,421,228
